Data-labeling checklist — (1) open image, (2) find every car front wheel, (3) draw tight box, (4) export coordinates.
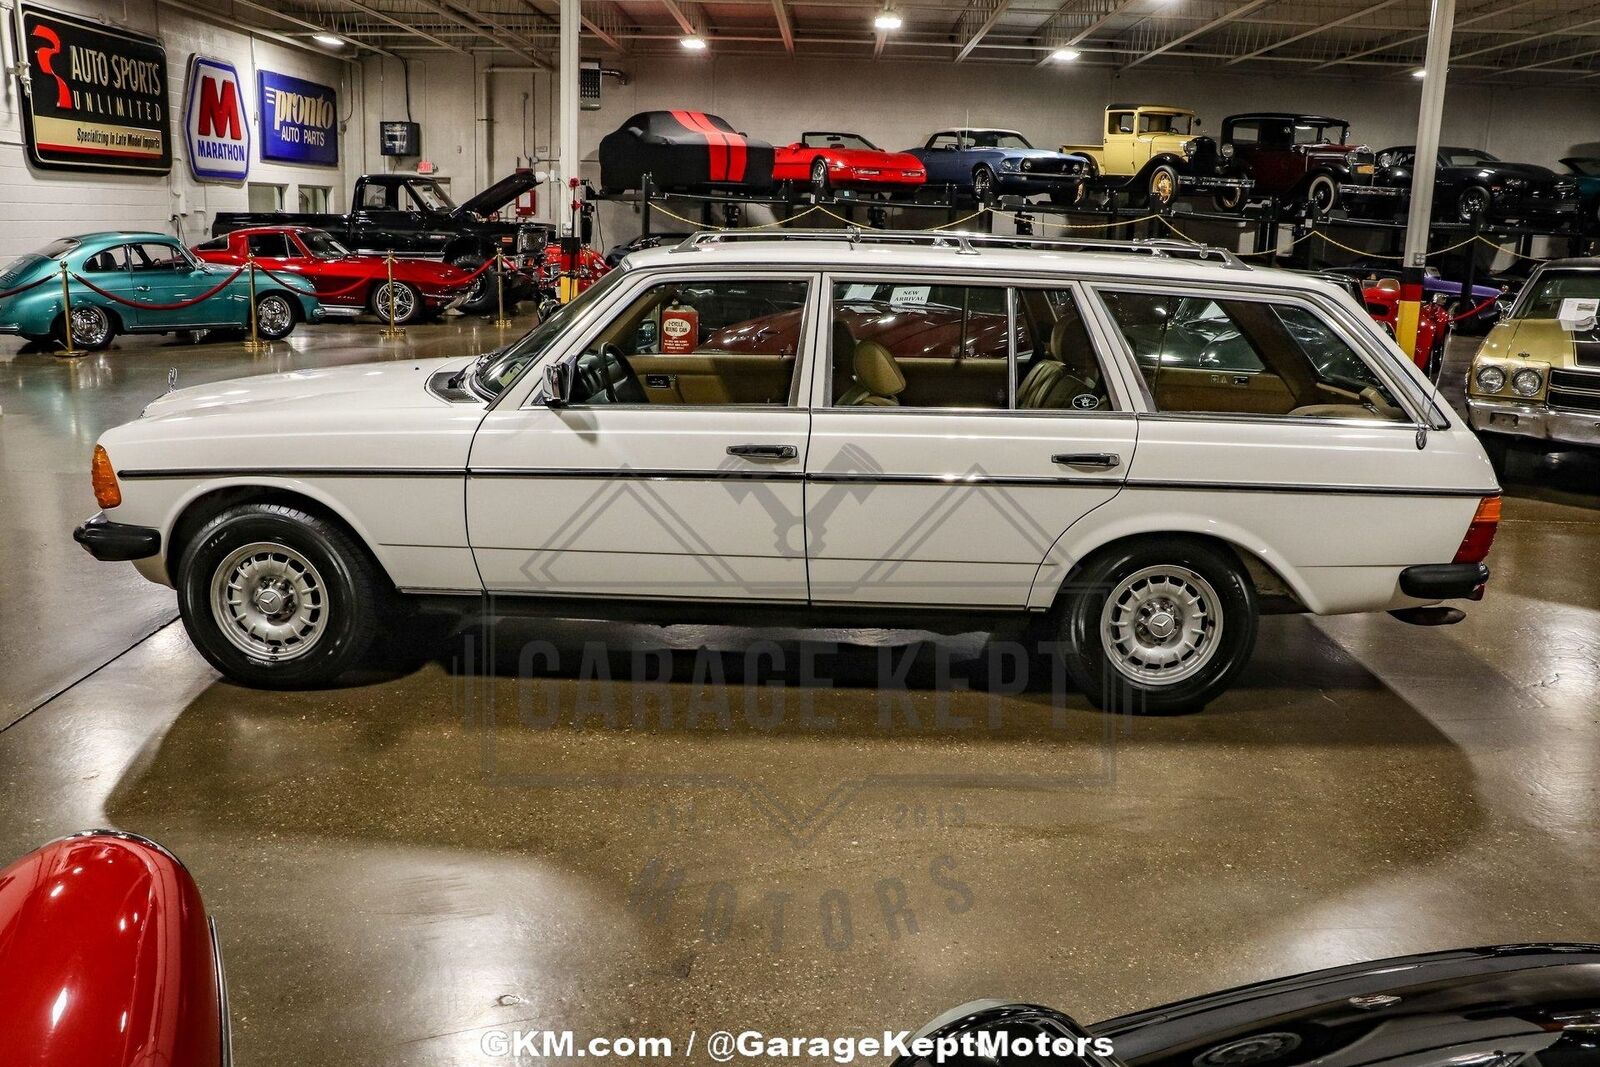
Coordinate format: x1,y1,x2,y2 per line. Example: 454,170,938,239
1458,186,1491,223
1146,164,1179,207
371,280,422,325
255,293,296,340
1055,537,1258,714
810,158,832,199
1304,173,1339,214
971,165,996,203
176,503,389,688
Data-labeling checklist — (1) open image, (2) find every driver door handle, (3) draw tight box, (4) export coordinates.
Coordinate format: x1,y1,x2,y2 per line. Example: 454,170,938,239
1052,452,1121,469
728,444,798,460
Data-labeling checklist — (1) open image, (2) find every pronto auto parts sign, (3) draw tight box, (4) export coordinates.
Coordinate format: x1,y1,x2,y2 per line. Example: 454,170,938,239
19,5,171,174
258,69,338,166
184,56,249,182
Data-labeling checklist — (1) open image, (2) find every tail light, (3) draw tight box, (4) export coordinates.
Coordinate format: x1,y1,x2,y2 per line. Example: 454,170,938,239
1453,495,1501,564
91,444,121,509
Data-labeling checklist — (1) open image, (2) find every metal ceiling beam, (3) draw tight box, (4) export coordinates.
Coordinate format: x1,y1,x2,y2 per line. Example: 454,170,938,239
772,0,795,54
1224,0,1403,65
159,0,375,57
1125,0,1274,67
409,0,549,64
659,0,699,34
328,0,470,53
1488,39,1600,76
1033,0,1141,66
517,0,628,54
955,0,1011,61
217,0,399,56
1309,0,1539,71
1451,12,1600,61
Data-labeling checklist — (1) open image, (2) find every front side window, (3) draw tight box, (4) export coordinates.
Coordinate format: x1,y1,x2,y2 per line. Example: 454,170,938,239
928,133,959,150
1141,113,1192,135
129,243,189,272
828,282,1111,412
1442,147,1499,167
1293,122,1347,145
565,278,811,406
246,233,292,259
1099,289,1407,422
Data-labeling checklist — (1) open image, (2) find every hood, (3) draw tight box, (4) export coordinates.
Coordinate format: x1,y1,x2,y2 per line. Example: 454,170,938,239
825,147,922,168
456,171,542,218
1478,317,1581,365
142,355,478,421
1007,147,1078,160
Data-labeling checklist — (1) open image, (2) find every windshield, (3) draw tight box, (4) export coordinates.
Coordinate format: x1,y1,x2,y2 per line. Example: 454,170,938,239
965,131,1032,150
1294,122,1347,145
1442,147,1500,167
1140,113,1193,136
803,133,878,151
407,181,456,212
1567,158,1600,177
1513,270,1600,319
473,266,633,397
300,230,350,258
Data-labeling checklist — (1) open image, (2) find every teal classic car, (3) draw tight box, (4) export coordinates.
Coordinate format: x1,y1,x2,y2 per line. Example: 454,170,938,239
0,232,323,351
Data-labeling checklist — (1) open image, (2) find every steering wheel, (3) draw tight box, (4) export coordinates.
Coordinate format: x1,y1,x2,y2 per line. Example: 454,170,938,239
597,342,627,404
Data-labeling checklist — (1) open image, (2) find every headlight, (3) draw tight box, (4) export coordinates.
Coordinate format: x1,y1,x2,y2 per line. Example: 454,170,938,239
1220,143,1235,160
1182,137,1199,158
1474,364,1506,393
1512,367,1543,396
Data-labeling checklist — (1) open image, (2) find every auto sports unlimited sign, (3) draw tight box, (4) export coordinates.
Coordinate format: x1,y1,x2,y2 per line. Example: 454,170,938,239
258,70,338,166
184,56,249,181
19,5,171,174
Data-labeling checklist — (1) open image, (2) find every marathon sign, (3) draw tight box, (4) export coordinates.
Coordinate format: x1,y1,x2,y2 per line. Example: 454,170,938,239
184,56,249,181
19,5,171,174
259,69,339,166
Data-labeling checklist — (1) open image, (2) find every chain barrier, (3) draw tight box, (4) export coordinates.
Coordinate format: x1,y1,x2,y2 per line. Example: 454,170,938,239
1450,295,1499,323
70,264,246,311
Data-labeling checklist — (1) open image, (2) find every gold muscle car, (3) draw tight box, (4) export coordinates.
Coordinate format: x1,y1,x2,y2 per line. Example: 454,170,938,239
1467,259,1600,463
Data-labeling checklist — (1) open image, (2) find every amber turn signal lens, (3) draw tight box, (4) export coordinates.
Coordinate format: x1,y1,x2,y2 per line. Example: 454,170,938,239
91,445,121,509
1452,495,1501,565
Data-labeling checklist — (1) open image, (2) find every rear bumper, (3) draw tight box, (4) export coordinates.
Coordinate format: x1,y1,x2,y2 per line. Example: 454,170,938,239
74,514,162,562
1469,397,1600,448
1400,562,1490,600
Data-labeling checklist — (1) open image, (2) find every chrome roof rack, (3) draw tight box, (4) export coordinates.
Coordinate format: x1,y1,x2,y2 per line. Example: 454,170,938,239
671,228,1250,269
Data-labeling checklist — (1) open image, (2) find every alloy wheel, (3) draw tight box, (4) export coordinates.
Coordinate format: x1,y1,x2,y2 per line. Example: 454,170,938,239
257,295,293,337
1098,564,1224,687
209,541,328,661
376,282,416,323
69,305,111,348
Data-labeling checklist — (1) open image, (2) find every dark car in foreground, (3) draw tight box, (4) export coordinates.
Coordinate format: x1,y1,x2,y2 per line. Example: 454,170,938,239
1374,146,1582,225
893,943,1600,1066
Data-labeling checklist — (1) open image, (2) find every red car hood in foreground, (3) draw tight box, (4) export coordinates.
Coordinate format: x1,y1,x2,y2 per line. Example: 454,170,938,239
0,831,225,1067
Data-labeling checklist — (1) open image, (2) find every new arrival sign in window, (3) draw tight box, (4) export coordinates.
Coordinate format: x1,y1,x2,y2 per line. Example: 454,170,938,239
258,70,338,167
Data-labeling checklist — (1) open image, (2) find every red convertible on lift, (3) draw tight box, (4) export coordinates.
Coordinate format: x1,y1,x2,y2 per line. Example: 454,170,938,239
772,132,927,197
193,226,477,326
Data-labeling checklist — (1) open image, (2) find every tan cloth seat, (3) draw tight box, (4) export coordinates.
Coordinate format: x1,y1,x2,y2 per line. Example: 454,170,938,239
1017,312,1104,410
836,340,906,406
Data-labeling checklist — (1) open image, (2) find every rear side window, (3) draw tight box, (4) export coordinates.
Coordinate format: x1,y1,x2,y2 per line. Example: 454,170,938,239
1098,289,1408,422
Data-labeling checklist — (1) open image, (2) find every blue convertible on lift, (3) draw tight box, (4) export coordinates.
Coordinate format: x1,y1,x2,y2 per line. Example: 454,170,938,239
905,128,1090,204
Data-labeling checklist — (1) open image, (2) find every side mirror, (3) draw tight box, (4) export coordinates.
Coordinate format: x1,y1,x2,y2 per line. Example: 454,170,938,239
543,360,573,407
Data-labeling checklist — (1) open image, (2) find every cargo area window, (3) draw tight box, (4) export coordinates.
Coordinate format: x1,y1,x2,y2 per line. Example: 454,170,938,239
1098,290,1408,422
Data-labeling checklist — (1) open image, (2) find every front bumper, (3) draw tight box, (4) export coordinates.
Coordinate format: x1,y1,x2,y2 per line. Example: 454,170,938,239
996,171,1083,193
74,514,161,562
1180,174,1253,193
1469,396,1600,448
1400,562,1490,600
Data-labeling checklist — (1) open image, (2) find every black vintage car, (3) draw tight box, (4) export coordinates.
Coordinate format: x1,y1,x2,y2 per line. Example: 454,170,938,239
598,110,776,194
1373,146,1582,226
892,943,1600,1067
1215,113,1398,214
213,172,552,313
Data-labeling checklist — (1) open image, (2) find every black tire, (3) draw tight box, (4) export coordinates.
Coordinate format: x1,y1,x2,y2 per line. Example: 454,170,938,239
1049,186,1079,206
370,280,422,326
1303,173,1339,215
1458,186,1491,223
255,292,297,340
1146,164,1179,207
971,165,996,204
1213,187,1245,212
175,503,390,688
810,157,832,199
59,303,116,352
450,253,495,315
1479,433,1512,478
1054,537,1258,714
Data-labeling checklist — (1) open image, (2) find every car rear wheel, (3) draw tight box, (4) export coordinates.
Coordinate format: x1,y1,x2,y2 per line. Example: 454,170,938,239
255,293,296,340
176,503,389,688
60,304,116,352
810,158,832,199
1055,537,1258,714
370,280,422,325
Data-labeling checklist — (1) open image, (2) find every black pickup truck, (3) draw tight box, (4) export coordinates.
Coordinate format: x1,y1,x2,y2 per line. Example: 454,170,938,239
213,171,551,313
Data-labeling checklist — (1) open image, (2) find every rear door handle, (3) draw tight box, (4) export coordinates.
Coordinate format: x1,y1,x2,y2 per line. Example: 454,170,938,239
728,444,798,460
1052,452,1121,469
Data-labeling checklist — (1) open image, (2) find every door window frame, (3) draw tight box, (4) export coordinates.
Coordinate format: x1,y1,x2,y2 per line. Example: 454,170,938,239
814,271,1140,417
1078,279,1444,428
512,268,826,412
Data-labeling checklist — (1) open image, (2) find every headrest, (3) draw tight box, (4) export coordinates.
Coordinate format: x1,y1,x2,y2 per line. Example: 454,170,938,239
1048,315,1080,363
1375,277,1401,293
853,340,905,396
832,317,855,357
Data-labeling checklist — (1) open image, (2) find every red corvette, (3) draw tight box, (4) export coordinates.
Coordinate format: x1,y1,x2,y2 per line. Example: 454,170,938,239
0,830,226,1066
1360,278,1453,381
193,226,476,326
772,132,927,196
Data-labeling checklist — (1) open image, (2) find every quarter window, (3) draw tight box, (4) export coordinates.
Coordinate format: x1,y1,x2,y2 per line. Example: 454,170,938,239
1099,290,1407,421
566,278,811,406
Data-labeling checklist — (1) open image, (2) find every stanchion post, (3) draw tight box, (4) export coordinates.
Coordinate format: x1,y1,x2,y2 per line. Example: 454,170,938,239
380,253,406,340
243,254,268,351
493,253,513,329
58,260,77,356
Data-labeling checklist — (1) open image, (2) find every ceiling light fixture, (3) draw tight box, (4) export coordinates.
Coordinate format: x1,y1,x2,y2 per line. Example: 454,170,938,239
874,10,903,30
1411,68,1427,78
1050,47,1081,62
312,33,346,48
680,35,708,50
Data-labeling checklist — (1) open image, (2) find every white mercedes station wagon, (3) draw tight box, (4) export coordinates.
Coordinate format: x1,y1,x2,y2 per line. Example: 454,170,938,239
75,232,1502,711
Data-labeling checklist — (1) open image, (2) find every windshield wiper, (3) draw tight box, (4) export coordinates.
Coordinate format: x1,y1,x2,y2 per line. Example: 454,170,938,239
450,347,501,391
